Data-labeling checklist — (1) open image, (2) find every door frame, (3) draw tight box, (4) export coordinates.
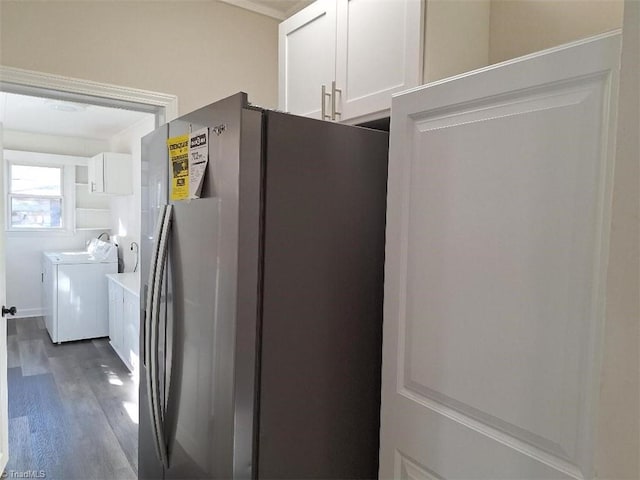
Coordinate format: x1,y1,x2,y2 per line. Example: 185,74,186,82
0,65,178,473
0,65,178,125
0,121,7,474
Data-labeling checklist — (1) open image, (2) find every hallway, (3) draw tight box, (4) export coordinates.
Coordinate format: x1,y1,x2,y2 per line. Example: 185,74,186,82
6,317,138,479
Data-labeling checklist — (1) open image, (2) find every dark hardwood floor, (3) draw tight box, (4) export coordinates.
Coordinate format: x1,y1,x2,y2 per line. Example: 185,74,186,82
6,317,138,480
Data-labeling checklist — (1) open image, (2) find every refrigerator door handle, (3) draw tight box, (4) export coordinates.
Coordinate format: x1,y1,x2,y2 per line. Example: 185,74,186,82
144,204,168,468
150,204,172,469
144,205,167,368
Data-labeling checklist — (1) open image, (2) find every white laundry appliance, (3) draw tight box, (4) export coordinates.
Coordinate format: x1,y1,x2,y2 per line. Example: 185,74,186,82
42,239,118,343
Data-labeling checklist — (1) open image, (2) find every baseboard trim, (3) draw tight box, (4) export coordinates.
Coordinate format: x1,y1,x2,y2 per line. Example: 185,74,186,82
12,308,44,319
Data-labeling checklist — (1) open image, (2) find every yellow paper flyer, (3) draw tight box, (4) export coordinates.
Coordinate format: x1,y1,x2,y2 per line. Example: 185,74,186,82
168,134,189,201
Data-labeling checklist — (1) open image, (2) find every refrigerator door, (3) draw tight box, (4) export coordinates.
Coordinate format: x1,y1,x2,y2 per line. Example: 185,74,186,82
140,94,262,480
257,111,388,479
161,93,256,479
140,124,169,480
163,198,223,479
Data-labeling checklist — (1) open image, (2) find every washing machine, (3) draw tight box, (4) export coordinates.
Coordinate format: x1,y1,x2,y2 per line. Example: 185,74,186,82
42,239,118,343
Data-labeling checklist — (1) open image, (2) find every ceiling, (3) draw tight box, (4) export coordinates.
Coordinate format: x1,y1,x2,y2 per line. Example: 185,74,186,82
220,0,313,20
0,92,154,140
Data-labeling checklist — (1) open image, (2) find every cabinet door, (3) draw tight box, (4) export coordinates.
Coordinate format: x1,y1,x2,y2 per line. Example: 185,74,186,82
88,153,132,195
335,0,423,123
88,153,105,193
108,280,124,351
103,153,133,195
279,0,337,119
123,290,140,374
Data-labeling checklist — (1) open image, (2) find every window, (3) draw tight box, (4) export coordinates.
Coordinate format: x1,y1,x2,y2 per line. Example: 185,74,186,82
8,163,64,229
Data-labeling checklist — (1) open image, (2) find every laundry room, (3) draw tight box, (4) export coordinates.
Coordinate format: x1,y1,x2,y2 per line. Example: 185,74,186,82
1,91,154,478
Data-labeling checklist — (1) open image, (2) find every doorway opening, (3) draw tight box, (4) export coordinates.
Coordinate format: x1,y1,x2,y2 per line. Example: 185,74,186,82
0,66,176,479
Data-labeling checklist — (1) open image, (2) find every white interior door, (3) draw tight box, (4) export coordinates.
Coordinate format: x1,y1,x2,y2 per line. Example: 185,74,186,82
380,32,621,479
0,123,9,473
278,0,337,119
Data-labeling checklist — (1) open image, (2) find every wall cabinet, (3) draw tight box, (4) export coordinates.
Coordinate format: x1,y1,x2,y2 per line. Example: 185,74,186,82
107,274,140,374
279,0,423,123
88,152,132,195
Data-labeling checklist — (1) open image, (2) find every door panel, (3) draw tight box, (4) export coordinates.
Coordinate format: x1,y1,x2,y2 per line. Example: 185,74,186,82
164,198,221,479
380,33,621,479
258,112,388,478
139,124,168,480
279,0,336,118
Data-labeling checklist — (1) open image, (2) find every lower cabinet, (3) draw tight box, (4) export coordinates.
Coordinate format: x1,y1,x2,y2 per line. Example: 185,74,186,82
107,277,140,374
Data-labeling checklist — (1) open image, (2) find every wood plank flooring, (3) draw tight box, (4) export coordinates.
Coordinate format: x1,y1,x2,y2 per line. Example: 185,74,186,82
6,317,138,480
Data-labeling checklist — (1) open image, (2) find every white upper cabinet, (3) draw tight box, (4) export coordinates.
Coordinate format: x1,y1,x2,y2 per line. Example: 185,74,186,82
279,0,423,124
335,0,423,122
88,152,132,195
279,0,337,120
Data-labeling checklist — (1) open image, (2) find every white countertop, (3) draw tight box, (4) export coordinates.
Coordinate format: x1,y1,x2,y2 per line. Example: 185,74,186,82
106,272,140,296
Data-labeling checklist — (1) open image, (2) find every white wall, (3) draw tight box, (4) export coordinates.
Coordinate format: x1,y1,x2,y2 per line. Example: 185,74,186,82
0,1,279,115
108,115,156,273
3,133,109,317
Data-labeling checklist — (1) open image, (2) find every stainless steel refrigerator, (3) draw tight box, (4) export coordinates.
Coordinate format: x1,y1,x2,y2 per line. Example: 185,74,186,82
139,93,388,479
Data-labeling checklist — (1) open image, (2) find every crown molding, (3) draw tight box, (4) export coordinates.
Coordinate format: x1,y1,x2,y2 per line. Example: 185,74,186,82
219,0,287,20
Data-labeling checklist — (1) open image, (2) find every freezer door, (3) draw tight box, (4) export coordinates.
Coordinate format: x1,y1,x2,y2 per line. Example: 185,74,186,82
163,198,225,479
258,111,388,479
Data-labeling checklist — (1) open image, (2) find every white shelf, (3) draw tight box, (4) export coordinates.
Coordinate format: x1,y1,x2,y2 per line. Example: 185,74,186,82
76,207,109,213
75,162,111,230
76,206,110,230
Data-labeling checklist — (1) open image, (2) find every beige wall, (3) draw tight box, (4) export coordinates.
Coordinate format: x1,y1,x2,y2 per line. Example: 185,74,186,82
424,0,491,82
422,0,624,84
595,1,640,478
0,1,279,115
490,0,624,64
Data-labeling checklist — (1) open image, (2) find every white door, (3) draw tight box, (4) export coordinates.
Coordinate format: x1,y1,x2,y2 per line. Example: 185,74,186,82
0,123,9,473
335,0,422,123
380,32,621,479
278,0,337,119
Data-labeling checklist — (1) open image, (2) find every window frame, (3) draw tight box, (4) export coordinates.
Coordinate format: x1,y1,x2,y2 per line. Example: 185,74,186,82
4,150,84,235
7,161,65,231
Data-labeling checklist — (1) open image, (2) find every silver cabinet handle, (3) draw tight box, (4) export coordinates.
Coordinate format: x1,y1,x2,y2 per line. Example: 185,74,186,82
90,181,95,192
321,84,332,120
331,81,342,121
